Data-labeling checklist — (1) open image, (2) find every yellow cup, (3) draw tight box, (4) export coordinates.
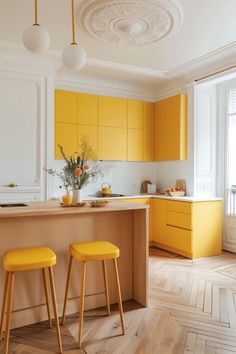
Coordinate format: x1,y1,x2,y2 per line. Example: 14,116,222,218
62,194,73,205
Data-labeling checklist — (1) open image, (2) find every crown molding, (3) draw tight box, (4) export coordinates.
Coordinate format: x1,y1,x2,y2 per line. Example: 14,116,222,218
54,77,157,102
87,58,168,78
1,39,236,98
1,40,236,80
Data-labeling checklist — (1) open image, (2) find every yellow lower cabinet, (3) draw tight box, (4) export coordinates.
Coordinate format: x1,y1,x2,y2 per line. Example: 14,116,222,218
166,211,192,230
192,201,222,259
78,124,98,159
55,123,77,159
153,199,222,259
128,129,143,161
164,226,192,258
125,198,152,240
152,199,166,245
98,127,127,160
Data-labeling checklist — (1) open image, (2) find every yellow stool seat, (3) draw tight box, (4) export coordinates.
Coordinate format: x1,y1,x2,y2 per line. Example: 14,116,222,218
3,247,56,272
69,241,119,261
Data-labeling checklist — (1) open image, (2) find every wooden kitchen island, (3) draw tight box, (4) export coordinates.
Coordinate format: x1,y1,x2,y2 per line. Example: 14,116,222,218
0,200,149,329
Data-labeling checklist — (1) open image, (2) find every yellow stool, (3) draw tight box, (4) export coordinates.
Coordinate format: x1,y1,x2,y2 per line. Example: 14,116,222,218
61,241,125,348
0,247,63,354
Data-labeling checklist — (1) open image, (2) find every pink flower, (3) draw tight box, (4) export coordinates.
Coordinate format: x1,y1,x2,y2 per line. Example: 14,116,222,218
74,167,82,176
83,163,90,171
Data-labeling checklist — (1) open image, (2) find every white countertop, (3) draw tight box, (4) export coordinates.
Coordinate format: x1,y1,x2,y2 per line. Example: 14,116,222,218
82,194,223,203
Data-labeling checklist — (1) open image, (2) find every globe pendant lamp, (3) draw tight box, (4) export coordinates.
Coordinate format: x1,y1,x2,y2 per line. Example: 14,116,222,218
62,0,87,71
23,0,50,53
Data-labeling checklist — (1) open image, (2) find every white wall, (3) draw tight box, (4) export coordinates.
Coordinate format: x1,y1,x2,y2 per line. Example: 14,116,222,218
50,160,159,198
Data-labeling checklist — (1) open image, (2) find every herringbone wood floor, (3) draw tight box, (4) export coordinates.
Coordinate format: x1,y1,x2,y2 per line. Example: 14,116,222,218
2,247,236,354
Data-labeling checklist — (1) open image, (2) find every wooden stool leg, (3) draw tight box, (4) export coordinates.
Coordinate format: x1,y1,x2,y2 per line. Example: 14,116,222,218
0,272,9,340
42,268,52,329
3,272,14,354
61,255,73,325
78,261,86,348
48,267,63,354
102,260,111,316
113,259,125,335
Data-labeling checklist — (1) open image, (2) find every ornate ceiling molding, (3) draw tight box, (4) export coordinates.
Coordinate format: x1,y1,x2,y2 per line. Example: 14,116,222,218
79,0,183,46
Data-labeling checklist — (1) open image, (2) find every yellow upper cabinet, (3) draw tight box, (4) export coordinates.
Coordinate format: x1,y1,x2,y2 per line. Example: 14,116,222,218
143,102,154,161
128,100,144,129
154,94,187,161
78,125,98,159
98,96,127,128
98,127,127,160
55,90,77,124
128,129,143,161
77,93,97,126
55,123,77,159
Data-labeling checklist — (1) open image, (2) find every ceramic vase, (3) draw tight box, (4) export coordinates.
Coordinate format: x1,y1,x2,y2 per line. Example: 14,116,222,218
72,189,83,204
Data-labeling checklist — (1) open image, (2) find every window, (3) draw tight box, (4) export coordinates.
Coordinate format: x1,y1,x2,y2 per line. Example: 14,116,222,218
227,89,236,214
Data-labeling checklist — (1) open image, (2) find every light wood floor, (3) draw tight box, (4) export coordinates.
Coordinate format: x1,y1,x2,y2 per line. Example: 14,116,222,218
2,247,236,354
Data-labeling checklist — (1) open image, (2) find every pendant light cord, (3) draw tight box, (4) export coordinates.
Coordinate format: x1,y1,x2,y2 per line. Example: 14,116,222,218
34,0,38,25
71,0,76,44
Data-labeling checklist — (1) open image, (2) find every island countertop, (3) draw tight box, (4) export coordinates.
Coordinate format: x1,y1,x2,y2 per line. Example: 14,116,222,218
0,200,149,218
0,199,149,329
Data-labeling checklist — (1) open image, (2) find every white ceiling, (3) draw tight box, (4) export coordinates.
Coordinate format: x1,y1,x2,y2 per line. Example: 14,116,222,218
0,0,236,90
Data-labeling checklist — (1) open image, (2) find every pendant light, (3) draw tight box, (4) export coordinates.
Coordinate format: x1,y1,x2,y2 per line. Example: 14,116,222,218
23,0,50,53
62,0,87,71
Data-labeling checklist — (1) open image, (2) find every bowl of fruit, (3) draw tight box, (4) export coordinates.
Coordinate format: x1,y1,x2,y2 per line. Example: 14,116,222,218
165,186,185,197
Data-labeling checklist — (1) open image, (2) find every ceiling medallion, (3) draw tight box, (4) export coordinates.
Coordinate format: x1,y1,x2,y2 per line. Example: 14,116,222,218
79,0,183,46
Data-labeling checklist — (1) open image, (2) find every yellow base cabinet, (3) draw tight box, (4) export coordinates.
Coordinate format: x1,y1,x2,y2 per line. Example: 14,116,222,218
152,199,222,259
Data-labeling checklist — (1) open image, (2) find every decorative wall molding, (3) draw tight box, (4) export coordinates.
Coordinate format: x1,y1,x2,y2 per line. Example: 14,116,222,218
0,66,48,201
79,0,183,46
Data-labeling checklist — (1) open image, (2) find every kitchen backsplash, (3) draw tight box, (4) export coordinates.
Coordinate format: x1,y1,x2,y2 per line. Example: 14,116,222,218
51,160,192,198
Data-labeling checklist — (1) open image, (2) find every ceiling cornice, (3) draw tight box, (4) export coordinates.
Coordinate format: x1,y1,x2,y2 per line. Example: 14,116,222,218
1,40,236,80
1,39,236,100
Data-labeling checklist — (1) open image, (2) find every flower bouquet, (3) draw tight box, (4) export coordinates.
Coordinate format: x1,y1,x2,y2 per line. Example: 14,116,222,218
46,137,110,204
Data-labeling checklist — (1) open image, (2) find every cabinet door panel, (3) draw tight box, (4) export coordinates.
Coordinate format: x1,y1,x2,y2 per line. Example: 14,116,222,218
144,102,153,161
165,95,182,160
55,123,77,159
98,96,127,128
154,101,165,161
55,90,77,124
128,100,144,129
78,125,98,159
166,200,192,214
128,129,143,161
166,211,192,230
78,93,97,125
154,94,187,161
98,127,127,160
152,199,166,244
165,225,192,253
